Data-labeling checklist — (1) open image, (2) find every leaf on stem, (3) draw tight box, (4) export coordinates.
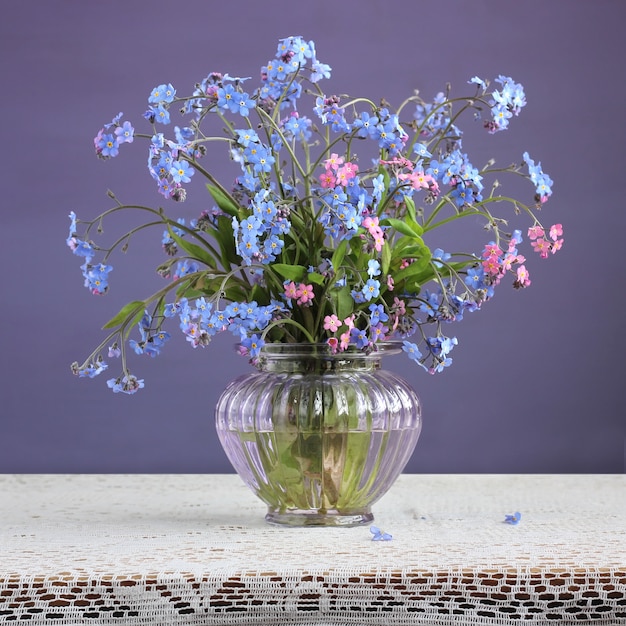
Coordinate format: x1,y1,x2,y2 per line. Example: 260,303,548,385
102,300,145,330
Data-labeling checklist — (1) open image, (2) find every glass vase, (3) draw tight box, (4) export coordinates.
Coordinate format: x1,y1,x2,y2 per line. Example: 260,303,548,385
215,343,422,526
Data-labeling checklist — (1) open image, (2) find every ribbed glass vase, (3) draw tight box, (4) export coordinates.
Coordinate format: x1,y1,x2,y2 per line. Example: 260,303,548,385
215,343,422,527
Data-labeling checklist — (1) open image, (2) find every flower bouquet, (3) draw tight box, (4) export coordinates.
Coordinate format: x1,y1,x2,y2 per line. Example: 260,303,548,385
67,36,562,524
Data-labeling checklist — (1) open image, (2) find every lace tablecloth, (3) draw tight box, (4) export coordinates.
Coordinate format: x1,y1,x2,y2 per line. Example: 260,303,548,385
1,474,624,625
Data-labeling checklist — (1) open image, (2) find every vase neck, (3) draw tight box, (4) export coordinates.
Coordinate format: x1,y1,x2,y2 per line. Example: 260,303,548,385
255,343,400,373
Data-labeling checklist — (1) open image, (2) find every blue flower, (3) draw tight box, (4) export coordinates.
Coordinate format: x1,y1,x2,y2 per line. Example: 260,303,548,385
77,361,108,378
107,374,145,394
352,111,378,139
97,133,119,157
115,121,134,144
170,160,194,184
368,304,388,326
83,262,113,295
402,341,422,363
153,104,171,125
241,333,265,358
310,59,331,83
432,248,451,268
367,259,381,277
350,328,369,349
413,143,432,158
504,512,521,525
236,128,259,147
370,526,392,541
468,76,487,90
232,91,255,116
149,83,176,104
465,267,485,289
362,279,380,301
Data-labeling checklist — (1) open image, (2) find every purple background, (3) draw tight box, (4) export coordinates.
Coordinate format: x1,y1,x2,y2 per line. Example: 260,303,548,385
2,1,624,474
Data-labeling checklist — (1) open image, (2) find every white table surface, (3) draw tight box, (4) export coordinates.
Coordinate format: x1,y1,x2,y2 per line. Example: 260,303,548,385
1,474,625,625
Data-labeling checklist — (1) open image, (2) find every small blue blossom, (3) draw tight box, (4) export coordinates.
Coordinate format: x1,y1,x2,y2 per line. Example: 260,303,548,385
468,76,487,90
170,160,194,184
149,83,176,104
413,143,432,158
362,279,380,301
350,327,369,349
97,133,119,158
77,361,108,378
368,304,388,326
153,104,171,125
432,248,451,268
115,121,134,144
367,259,381,277
402,341,423,363
107,374,145,394
370,526,392,541
504,512,521,525
241,333,265,358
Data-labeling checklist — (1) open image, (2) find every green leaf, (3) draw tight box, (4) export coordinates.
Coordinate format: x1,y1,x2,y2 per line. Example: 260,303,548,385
336,284,353,321
394,246,432,285
214,215,240,267
404,196,418,223
307,271,325,286
169,230,217,269
381,217,423,239
381,240,392,276
399,243,428,257
206,184,239,217
102,300,145,330
249,283,269,306
330,238,348,271
272,263,307,282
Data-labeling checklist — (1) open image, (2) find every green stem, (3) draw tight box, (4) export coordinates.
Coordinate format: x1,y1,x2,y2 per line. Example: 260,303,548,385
261,317,316,344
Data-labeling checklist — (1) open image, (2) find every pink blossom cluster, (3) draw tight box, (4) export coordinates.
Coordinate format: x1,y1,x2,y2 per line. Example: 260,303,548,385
528,224,564,258
323,314,355,353
362,215,385,252
381,157,439,194
481,237,530,288
322,296,408,354
283,281,315,306
318,153,359,188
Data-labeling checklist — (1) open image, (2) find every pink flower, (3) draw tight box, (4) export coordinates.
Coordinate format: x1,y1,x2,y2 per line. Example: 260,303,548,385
284,281,298,300
372,232,385,252
527,225,545,240
551,238,564,254
549,223,563,241
327,337,339,354
399,169,434,190
324,153,344,171
337,162,358,182
515,265,531,288
339,331,350,351
296,283,315,305
482,243,502,259
393,297,406,316
319,170,336,188
323,314,341,332
482,256,502,275
343,315,355,330
362,215,379,232
501,253,525,271
387,274,395,290
531,238,550,258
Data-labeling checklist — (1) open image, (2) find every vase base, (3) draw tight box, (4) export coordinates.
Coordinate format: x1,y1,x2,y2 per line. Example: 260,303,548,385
265,508,373,527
